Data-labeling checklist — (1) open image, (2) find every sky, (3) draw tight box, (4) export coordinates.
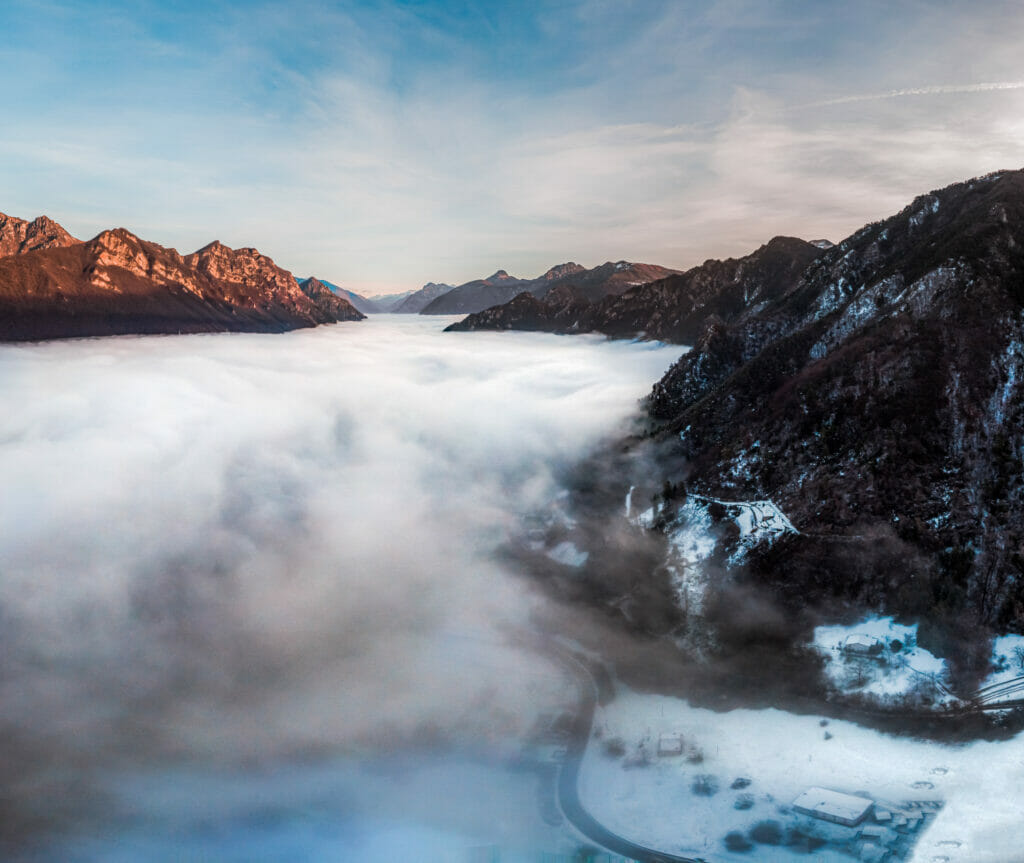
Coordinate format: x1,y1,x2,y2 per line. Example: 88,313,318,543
2,0,1024,295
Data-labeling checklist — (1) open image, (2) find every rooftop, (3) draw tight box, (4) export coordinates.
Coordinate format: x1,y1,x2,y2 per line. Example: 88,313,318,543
792,787,873,826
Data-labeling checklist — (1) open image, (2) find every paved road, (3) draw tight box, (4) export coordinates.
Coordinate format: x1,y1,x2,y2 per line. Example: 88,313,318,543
546,642,706,863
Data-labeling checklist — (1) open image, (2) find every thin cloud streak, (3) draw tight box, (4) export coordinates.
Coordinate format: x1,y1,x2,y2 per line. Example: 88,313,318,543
801,81,1024,109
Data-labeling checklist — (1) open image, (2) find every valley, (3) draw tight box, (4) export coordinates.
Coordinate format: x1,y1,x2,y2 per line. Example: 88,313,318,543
5,170,1024,862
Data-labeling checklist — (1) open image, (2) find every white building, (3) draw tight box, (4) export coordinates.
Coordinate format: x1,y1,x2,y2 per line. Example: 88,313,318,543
792,787,874,827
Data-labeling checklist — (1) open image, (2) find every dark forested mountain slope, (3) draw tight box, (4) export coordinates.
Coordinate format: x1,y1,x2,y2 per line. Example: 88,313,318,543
446,237,821,342
645,169,1024,661
425,261,680,316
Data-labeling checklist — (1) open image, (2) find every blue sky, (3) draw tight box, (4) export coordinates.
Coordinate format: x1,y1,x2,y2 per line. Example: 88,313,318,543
2,0,1023,294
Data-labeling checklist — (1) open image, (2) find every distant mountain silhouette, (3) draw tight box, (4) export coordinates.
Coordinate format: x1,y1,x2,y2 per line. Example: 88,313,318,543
424,261,680,315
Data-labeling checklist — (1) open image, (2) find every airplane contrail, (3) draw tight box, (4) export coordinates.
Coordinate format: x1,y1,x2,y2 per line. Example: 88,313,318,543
807,81,1024,108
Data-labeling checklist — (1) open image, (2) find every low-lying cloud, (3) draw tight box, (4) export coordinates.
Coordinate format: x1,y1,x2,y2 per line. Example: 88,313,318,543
0,317,683,856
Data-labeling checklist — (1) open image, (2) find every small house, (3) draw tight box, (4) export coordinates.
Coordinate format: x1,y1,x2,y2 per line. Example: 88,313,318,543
792,787,874,827
843,634,882,656
657,734,683,756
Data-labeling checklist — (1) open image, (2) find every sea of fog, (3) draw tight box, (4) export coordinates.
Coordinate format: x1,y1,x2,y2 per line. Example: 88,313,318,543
0,315,684,862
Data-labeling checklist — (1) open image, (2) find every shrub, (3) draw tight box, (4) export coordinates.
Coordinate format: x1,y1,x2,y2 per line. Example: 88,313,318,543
749,820,784,845
785,827,826,852
601,737,625,758
724,831,753,852
692,774,719,796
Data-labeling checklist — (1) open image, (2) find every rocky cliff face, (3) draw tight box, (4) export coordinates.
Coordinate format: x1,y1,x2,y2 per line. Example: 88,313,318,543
425,261,681,316
447,238,819,340
299,278,383,314
0,212,78,256
641,170,1024,672
0,215,363,340
296,277,366,321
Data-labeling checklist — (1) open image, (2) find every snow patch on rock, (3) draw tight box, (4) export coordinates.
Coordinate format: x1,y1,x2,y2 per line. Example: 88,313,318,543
546,541,589,568
899,266,957,319
664,499,717,615
988,337,1023,428
809,275,904,359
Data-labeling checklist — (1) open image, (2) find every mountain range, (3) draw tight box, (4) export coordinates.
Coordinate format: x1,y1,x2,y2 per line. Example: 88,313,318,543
6,170,1024,683
298,278,416,314
445,238,820,340
0,214,363,341
0,213,685,336
421,261,680,316
502,168,1024,686
393,281,456,313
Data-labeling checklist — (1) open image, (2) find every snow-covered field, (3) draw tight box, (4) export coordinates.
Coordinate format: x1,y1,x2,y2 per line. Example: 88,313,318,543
579,686,1024,863
812,617,955,705
975,634,1024,705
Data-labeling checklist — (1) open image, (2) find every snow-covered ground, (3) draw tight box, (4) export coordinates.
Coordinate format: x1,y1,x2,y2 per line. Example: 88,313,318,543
547,541,589,568
629,495,798,615
579,685,1024,863
632,501,657,529
812,617,955,705
975,634,1024,705
689,494,798,566
662,499,718,615
632,495,796,553
731,500,798,542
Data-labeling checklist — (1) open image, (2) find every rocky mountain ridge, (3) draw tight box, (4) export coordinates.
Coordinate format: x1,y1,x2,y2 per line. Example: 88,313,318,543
507,169,1024,692
0,212,78,257
0,214,363,341
299,277,386,314
367,288,416,311
392,281,457,314
296,276,366,320
446,237,821,341
422,260,681,315
636,169,1024,676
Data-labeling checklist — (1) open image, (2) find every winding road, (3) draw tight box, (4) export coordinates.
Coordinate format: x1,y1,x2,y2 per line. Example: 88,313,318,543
545,642,706,863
